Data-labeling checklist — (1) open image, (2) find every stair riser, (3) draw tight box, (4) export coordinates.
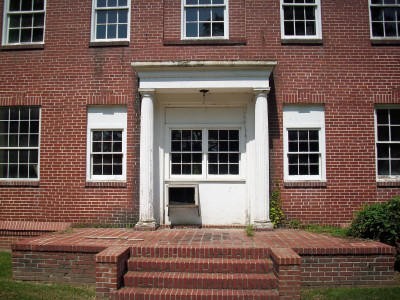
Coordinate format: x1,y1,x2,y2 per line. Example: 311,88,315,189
111,291,280,300
131,247,271,259
124,274,278,290
128,260,272,274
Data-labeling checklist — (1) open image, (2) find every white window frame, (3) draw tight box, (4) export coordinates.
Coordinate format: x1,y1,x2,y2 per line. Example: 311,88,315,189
90,0,131,43
369,0,400,41
375,105,400,181
86,106,127,181
2,0,46,46
283,105,326,181
181,0,229,40
0,106,41,181
280,0,322,41
165,126,244,181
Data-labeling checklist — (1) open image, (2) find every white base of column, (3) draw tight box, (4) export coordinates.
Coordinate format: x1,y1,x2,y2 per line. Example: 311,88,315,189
253,221,274,230
134,221,158,231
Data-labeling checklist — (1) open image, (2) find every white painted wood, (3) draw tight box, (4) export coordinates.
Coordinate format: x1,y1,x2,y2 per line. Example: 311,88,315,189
136,89,157,229
253,90,273,229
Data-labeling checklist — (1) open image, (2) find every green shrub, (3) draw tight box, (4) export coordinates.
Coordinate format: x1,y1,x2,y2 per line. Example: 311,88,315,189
245,224,255,237
348,196,400,270
270,188,285,226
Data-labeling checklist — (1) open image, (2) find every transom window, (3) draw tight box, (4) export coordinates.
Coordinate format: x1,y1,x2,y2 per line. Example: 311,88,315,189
2,0,46,45
170,128,240,177
91,0,130,41
0,107,40,179
376,108,400,177
287,129,320,176
280,0,322,39
370,0,400,39
91,130,123,176
182,0,227,39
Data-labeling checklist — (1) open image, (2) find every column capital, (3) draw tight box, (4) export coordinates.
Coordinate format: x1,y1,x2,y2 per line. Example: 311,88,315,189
253,88,270,96
138,88,156,97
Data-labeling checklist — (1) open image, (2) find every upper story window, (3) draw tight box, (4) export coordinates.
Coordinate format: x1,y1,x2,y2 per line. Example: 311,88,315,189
2,0,46,45
376,108,400,178
182,0,228,39
91,0,130,42
283,105,326,181
280,0,322,41
87,106,127,181
370,0,400,39
0,107,40,180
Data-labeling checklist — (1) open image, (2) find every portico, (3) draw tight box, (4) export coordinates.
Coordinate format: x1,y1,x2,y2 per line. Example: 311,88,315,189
132,61,276,229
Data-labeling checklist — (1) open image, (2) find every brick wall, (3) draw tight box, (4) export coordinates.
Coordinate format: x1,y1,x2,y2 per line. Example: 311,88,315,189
12,251,96,284
0,0,399,226
301,255,395,287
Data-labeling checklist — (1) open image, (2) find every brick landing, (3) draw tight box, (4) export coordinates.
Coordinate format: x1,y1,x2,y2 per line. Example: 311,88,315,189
11,228,396,299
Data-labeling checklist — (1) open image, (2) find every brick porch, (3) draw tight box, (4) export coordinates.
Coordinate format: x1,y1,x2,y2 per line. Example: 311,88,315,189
11,228,396,299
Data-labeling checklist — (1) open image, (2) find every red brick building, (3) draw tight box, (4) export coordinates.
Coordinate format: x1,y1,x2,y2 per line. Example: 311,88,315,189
0,0,399,228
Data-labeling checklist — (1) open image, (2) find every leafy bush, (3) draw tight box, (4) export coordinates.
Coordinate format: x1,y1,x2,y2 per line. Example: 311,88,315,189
348,196,400,270
270,188,285,226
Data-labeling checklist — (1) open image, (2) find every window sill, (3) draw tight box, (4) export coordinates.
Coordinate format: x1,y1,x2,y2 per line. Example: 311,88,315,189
1,43,44,51
281,38,323,45
371,38,400,46
89,41,129,47
165,178,246,183
376,180,400,188
85,181,127,188
284,181,327,188
0,180,40,187
163,38,247,46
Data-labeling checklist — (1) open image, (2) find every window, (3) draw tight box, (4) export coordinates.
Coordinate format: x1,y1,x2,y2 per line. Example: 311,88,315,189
91,0,130,42
376,108,400,177
283,106,325,181
280,0,322,40
2,0,46,45
182,0,228,39
0,107,40,180
87,106,127,181
169,128,241,178
370,0,400,39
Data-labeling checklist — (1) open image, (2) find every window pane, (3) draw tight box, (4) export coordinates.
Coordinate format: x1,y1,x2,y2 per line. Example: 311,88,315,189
33,0,44,10
199,22,211,37
118,10,128,23
391,160,400,175
19,165,28,178
107,24,117,38
103,165,112,175
377,109,389,124
118,24,127,38
32,28,43,42
284,7,294,20
21,28,32,42
97,11,107,24
306,21,316,35
219,164,228,174
391,126,400,141
212,23,224,36
378,159,389,175
20,151,28,163
29,165,38,178
31,108,39,120
9,164,18,178
97,25,106,39
113,165,122,175
295,21,305,35
372,22,384,36
21,0,32,11
108,0,117,7
21,14,33,26
10,0,21,11
10,15,21,27
33,13,44,26
212,8,224,21
385,22,397,36
29,150,38,163
378,126,389,141
289,141,298,152
391,144,400,158
209,164,218,174
113,141,122,152
229,164,239,175
371,7,383,21
377,143,390,158
109,10,117,23
294,6,305,19
309,164,319,175
0,135,8,147
289,164,298,175
199,8,210,21
390,109,400,125
118,0,127,6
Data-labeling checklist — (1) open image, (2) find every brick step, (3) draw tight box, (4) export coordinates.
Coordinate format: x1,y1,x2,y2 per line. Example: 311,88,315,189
128,257,273,273
130,246,271,259
124,271,278,289
111,287,280,300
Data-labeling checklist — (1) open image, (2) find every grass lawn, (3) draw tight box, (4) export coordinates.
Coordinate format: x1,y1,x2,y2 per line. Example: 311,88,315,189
302,285,400,300
0,251,95,300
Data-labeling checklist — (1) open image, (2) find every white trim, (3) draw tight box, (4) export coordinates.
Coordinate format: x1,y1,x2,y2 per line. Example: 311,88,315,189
181,0,229,40
86,106,127,182
2,0,47,46
90,0,131,43
280,0,322,41
283,105,326,182
166,183,199,206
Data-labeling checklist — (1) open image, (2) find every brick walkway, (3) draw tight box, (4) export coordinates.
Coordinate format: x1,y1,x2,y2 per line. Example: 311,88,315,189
12,227,393,255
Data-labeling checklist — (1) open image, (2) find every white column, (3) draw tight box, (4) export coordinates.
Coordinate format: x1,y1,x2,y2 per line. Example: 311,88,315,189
135,89,157,230
253,89,273,229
